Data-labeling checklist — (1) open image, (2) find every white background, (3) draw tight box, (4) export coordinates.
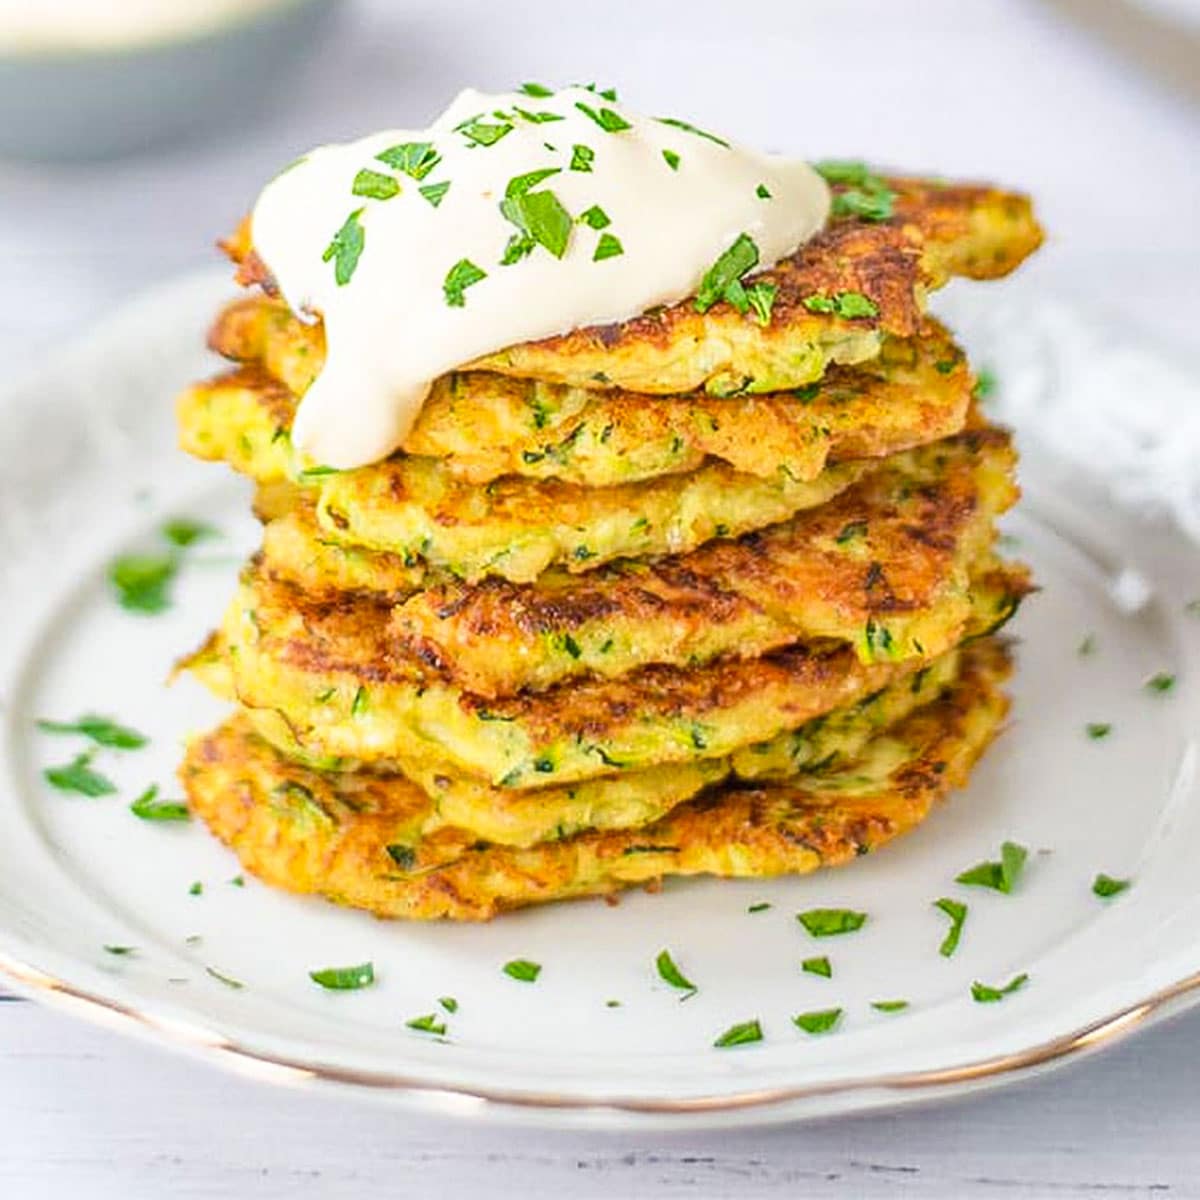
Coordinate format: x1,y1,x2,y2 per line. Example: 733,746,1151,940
1,0,1198,1195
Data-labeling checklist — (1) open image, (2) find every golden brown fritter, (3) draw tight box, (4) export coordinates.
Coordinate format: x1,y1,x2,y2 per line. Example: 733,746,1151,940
185,557,1029,787
180,638,1012,921
199,309,973,487
220,173,1040,398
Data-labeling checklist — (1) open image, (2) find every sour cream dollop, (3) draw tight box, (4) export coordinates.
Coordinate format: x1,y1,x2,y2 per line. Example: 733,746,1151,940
251,86,831,470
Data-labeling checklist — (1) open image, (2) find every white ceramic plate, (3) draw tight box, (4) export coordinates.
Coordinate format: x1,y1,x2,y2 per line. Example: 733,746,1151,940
1,271,1198,1130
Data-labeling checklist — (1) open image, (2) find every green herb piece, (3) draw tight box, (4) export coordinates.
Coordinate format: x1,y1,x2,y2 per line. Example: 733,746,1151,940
792,1007,842,1035
205,966,244,990
756,183,772,199
605,999,621,1008
351,686,369,717
744,280,777,326
662,148,681,171
802,956,832,979
322,208,366,286
351,168,400,201
593,233,624,261
500,182,573,259
514,106,564,124
569,144,595,172
713,1019,762,1048
406,1013,447,1036
162,517,218,548
580,83,619,101
419,181,450,207
655,949,697,995
37,714,147,750
229,875,245,888
109,552,178,613
954,841,1027,894
1078,633,1097,656
656,116,729,147
832,187,894,221
503,958,542,982
439,996,458,1013
44,753,116,797
579,204,610,229
694,233,759,314
1093,873,1131,898
386,840,413,868
443,258,487,306
456,118,512,146
802,290,878,319
375,141,440,178
835,520,867,545
519,81,554,97
934,359,957,375
974,368,997,399
748,902,771,913
1087,722,1112,740
971,972,1028,1003
871,999,909,1012
574,102,631,133
129,784,190,822
103,945,136,956
188,881,203,896
1145,672,1176,694
506,167,563,196
309,962,375,990
934,897,968,957
797,908,867,937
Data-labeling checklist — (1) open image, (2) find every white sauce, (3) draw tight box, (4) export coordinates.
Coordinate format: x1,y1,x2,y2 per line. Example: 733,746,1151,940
251,87,831,470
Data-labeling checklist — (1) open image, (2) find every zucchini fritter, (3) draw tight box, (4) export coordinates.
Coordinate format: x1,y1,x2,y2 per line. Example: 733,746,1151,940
222,174,1041,399
185,559,1028,787
198,310,972,486
181,639,1012,921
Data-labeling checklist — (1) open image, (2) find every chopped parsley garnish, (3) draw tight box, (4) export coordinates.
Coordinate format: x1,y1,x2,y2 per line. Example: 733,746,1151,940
569,144,595,172
322,208,365,286
1086,722,1113,740
109,552,178,613
797,908,867,937
229,875,245,888
835,520,867,545
419,181,450,207
513,107,564,124
605,999,621,1008
500,174,573,260
593,233,624,261
439,996,458,1013
189,881,203,896
309,962,375,990
662,149,681,170
443,258,487,306
934,897,968,957
792,1007,842,1035
971,973,1028,1003
351,168,400,201
351,686,369,717
579,204,610,229
406,1013,447,1036
519,81,554,97
655,116,729,148
580,83,619,101
44,752,116,797
713,1019,762,1048
1093,873,1131,898
974,368,997,399
129,784,190,822
802,290,878,319
801,956,832,978
1145,672,1176,694
934,359,957,375
814,160,896,222
871,999,909,1013
744,281,777,327
205,966,244,990
655,949,697,996
376,141,440,178
455,117,513,147
748,901,771,913
756,183,772,199
574,102,631,133
162,517,218,548
503,958,541,983
1077,633,1097,656
955,841,1027,894
386,843,416,870
103,945,136,956
37,714,146,750
694,233,759,315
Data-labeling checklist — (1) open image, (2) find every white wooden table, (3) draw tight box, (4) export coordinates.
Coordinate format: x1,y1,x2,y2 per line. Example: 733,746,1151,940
2,1,1198,1194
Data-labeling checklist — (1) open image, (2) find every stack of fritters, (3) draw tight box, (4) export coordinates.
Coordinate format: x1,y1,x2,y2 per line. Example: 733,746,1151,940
177,174,1042,920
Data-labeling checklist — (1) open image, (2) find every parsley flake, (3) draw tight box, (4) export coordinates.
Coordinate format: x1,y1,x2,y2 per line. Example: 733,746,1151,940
500,177,573,260
1093,873,1131,898
513,107,564,124
37,714,147,750
971,973,1028,1003
406,1013,447,1036
974,368,997,399
713,1019,762,1048
662,149,681,171
574,102,631,133
744,280,777,326
129,784,190,822
579,204,610,229
655,949,697,996
44,753,116,797
871,999,909,1013
309,962,375,990
206,966,244,990
655,116,729,147
1087,722,1113,740
836,519,867,545
109,552,178,613
443,258,487,306
1145,672,1176,694
188,881,203,896
756,183,772,199
351,168,400,201
694,233,759,314
748,901,771,913
439,996,458,1013
419,181,450,207
792,1007,842,1035
955,841,1027,894
802,956,832,978
162,517,218,548
503,958,541,983
797,908,867,937
376,141,440,178
593,232,624,261
934,897,968,957
322,208,365,286
519,81,554,98
802,290,878,319
103,945,136,956
456,118,512,147
569,144,595,172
